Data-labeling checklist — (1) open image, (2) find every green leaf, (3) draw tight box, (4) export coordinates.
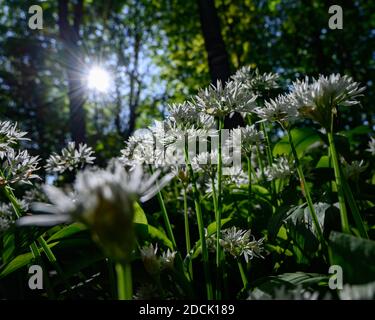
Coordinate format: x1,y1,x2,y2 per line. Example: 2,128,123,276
191,218,232,259
2,232,15,264
133,202,148,224
0,252,34,279
47,223,87,243
206,217,232,236
250,272,328,298
134,223,173,249
329,231,375,284
316,155,332,168
273,127,323,158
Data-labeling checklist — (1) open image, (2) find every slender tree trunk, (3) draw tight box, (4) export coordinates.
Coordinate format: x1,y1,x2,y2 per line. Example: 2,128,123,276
124,31,141,139
197,0,230,84
58,0,86,143
197,0,244,128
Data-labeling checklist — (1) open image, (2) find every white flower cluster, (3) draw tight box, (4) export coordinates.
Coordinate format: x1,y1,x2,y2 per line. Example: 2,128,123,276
366,137,375,156
195,79,257,117
0,121,28,159
230,125,264,156
45,142,95,174
0,203,14,233
207,226,264,262
342,159,367,180
0,121,39,186
231,66,279,95
263,156,294,181
140,243,177,275
252,74,365,129
168,101,214,129
1,149,40,185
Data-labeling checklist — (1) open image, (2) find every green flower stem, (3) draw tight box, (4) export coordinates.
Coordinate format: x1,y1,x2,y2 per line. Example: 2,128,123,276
237,260,248,288
29,243,39,257
2,182,71,290
341,174,368,238
255,144,266,180
327,132,350,234
149,165,177,249
148,167,193,294
287,130,325,244
184,146,213,300
3,186,40,259
247,116,265,181
261,122,276,196
215,117,224,300
115,262,132,300
211,177,218,216
107,259,117,299
183,187,193,278
5,186,63,261
247,155,252,219
37,237,69,287
261,122,273,167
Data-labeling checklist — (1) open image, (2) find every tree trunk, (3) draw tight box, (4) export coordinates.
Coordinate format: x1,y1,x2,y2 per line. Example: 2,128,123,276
58,0,86,144
197,0,244,128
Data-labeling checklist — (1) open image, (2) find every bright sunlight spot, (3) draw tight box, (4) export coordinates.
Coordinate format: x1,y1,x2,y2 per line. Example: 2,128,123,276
87,66,111,93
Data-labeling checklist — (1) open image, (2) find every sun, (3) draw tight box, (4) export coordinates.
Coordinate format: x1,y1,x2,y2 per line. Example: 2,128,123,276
87,66,111,93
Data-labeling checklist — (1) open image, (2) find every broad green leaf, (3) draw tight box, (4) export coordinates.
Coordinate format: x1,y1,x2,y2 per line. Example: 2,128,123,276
316,155,332,168
134,223,173,249
329,231,375,284
133,202,148,224
2,232,15,264
0,252,34,279
206,217,232,236
273,127,323,158
47,223,87,243
250,272,328,298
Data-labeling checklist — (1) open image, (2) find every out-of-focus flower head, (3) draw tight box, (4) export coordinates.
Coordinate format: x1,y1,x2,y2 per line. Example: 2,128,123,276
18,163,172,261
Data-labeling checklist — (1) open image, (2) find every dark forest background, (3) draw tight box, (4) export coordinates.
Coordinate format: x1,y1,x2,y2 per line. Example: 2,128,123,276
0,0,374,166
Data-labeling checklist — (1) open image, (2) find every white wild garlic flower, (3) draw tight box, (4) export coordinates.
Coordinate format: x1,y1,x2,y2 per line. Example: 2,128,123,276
254,94,299,125
167,101,215,129
45,142,95,174
195,80,257,117
264,156,294,181
342,159,367,180
0,121,28,159
207,227,264,262
290,74,365,129
224,167,249,186
0,203,14,233
120,132,156,166
151,119,210,149
230,125,264,156
1,149,40,185
219,227,264,262
366,137,375,156
18,164,172,261
231,66,279,95
140,243,177,275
